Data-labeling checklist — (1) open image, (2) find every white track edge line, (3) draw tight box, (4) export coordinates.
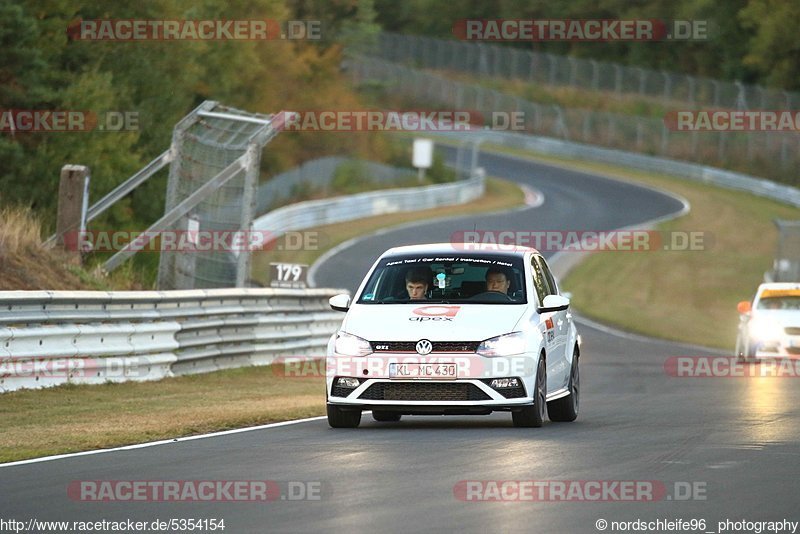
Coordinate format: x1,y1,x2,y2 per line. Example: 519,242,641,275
0,416,329,468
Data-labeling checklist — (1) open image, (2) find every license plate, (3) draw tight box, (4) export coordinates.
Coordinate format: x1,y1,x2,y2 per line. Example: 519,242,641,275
389,363,457,379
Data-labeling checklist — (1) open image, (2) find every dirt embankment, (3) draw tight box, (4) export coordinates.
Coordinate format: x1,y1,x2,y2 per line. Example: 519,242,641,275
0,207,111,290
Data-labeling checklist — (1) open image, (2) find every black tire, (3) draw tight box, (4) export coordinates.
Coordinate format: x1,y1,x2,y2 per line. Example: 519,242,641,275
327,404,361,428
548,349,579,422
512,355,546,428
372,411,402,422
737,337,757,363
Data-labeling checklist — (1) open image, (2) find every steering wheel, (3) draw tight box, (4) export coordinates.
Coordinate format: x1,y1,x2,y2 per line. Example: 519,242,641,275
469,291,514,302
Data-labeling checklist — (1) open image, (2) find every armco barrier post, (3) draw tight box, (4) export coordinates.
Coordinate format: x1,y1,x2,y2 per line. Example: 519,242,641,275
55,164,90,264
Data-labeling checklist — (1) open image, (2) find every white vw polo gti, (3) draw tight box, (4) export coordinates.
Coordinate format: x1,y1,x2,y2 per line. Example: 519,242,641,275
325,243,581,428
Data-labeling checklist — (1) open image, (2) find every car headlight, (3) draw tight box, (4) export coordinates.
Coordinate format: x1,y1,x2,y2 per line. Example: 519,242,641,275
476,332,526,357
748,318,784,342
334,331,372,356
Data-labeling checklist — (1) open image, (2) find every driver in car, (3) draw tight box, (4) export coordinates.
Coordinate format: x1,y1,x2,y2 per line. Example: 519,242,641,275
485,267,512,295
405,267,431,300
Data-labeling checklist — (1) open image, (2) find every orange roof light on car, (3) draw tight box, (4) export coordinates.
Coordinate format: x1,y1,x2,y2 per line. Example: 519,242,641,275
760,289,800,298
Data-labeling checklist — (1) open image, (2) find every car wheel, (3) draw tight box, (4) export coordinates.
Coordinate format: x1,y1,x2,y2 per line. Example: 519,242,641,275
548,348,579,422
372,410,402,422
327,404,361,428
512,355,546,428
737,337,757,363
745,343,757,362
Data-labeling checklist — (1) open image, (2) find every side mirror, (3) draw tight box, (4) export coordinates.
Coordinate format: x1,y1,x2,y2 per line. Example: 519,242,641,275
329,294,351,312
737,301,751,314
539,294,569,313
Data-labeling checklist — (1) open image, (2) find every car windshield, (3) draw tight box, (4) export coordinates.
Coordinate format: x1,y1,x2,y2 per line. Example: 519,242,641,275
756,296,800,310
356,254,527,304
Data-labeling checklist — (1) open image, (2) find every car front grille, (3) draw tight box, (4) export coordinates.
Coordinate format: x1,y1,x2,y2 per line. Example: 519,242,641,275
358,382,491,401
370,341,480,353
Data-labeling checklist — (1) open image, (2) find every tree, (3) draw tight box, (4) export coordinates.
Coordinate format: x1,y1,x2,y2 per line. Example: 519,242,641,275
740,0,800,90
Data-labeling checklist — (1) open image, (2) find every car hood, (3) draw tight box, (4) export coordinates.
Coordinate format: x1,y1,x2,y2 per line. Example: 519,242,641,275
341,303,528,341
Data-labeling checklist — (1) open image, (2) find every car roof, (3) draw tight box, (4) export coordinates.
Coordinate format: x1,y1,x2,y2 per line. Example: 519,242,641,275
380,242,540,258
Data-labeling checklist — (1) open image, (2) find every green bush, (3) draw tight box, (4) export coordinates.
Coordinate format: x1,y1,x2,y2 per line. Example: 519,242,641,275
331,160,376,194
427,151,456,183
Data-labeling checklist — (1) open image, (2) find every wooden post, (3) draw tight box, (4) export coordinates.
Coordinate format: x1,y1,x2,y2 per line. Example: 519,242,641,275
55,164,89,264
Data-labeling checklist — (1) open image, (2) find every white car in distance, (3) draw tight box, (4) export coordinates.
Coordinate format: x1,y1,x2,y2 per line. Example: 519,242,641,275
736,283,800,362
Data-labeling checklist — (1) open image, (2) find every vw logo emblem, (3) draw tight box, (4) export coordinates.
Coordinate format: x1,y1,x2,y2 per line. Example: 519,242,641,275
416,339,433,355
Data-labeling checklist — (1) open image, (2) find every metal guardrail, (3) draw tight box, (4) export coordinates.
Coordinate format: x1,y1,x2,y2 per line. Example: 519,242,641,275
0,288,345,392
252,170,485,238
432,129,800,208
256,156,417,214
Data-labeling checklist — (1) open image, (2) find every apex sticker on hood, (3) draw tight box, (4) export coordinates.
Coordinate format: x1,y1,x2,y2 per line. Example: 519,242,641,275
409,305,461,322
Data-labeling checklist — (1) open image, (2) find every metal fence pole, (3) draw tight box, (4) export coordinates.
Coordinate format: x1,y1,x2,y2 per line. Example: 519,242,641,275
236,145,258,287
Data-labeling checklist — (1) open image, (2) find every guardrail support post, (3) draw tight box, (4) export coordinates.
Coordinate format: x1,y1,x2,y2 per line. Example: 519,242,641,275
55,164,90,264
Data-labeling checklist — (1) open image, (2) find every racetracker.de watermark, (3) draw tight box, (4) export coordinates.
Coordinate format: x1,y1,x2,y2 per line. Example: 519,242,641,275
450,230,711,252
665,357,800,378
0,356,150,379
453,19,708,41
67,19,321,41
274,355,538,379
275,110,526,132
64,230,320,253
67,480,325,501
665,110,800,132
0,110,139,132
453,480,706,501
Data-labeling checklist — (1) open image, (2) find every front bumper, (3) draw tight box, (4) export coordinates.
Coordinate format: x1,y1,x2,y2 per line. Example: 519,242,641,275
328,377,531,405
327,400,535,416
751,339,800,358
326,352,539,409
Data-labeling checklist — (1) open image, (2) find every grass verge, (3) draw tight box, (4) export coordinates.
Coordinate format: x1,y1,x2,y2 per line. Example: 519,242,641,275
0,365,325,464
